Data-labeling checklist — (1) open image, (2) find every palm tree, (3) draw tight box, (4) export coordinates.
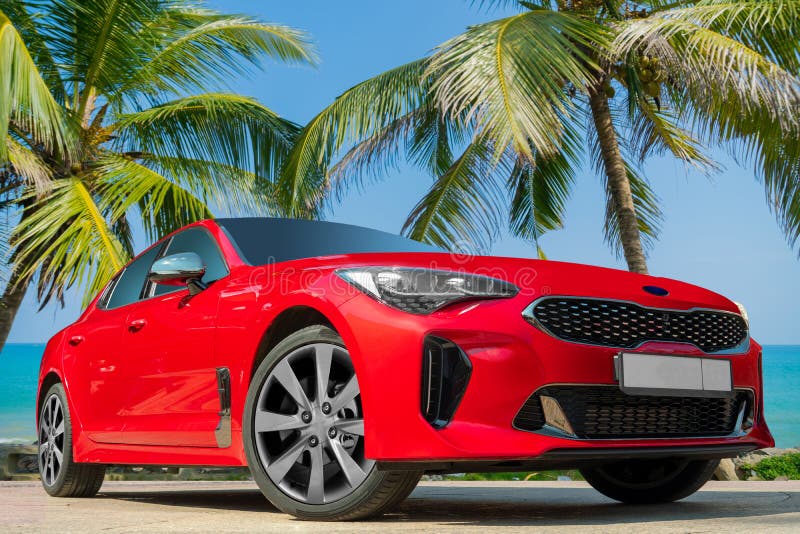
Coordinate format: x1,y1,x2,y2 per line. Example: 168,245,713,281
0,0,316,350
279,0,800,274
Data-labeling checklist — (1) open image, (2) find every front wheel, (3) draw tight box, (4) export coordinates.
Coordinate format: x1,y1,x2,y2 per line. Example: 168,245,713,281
243,325,421,520
580,458,719,504
38,383,106,497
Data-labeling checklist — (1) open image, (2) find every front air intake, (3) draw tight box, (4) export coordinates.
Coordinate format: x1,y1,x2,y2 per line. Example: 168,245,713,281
526,297,748,353
421,337,471,428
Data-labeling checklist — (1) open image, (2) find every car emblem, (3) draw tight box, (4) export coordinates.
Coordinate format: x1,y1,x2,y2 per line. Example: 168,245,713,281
643,285,669,297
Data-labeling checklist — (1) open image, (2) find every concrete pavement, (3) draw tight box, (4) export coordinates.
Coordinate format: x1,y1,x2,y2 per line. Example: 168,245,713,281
1,480,799,532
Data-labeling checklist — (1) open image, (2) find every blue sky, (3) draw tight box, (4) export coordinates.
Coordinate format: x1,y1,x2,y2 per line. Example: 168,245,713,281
7,0,800,344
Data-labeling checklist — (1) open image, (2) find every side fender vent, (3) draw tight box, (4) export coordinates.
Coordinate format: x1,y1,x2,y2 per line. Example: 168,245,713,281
421,336,472,429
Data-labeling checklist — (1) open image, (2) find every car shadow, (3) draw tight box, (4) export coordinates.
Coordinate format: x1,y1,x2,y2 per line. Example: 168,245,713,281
99,487,277,513
392,485,798,527
98,483,799,527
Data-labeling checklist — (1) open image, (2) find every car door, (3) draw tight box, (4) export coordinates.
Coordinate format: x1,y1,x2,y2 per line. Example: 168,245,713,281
118,227,228,447
62,243,165,443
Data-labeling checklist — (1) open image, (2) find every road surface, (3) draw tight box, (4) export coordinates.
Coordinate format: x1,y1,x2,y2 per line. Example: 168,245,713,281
1,480,798,532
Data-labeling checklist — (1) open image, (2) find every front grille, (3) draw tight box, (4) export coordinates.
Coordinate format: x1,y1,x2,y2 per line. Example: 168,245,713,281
527,297,748,353
514,385,751,439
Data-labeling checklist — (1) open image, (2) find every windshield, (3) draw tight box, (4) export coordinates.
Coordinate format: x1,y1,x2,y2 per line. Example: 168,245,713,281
216,218,443,266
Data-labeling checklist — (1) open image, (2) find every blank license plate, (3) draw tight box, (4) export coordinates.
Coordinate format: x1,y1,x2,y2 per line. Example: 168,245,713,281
618,353,732,397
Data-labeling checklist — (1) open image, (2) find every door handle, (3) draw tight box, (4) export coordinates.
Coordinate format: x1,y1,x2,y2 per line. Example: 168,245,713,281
128,319,147,333
68,335,84,346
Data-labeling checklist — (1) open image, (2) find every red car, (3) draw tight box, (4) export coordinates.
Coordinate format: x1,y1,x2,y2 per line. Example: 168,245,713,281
37,218,772,520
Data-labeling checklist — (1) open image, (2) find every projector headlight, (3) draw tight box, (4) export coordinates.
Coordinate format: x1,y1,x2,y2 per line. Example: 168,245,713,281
336,267,519,314
734,301,749,326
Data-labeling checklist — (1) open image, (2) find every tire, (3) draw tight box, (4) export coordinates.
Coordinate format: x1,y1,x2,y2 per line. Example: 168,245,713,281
38,383,106,497
243,325,421,520
580,458,719,504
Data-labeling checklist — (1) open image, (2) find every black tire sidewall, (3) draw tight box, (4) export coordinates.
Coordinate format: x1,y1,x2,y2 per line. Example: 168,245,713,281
581,458,720,504
243,325,394,518
38,383,75,495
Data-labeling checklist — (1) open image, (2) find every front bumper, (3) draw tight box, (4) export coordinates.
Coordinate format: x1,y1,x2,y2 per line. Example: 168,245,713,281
337,293,774,463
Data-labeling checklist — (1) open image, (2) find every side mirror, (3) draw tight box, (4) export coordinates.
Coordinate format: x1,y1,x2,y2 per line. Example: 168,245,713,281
148,252,207,295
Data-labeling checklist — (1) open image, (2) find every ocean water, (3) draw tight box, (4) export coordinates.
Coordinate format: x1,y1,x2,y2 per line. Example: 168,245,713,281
1,344,798,447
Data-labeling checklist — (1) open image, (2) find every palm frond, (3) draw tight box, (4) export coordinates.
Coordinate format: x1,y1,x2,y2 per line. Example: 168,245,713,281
327,110,420,200
615,2,800,136
402,134,506,253
327,103,466,202
114,93,298,190
37,0,164,115
115,15,316,103
135,153,278,217
507,143,579,251
94,154,212,241
407,105,466,178
468,0,540,11
659,0,800,71
428,9,611,161
0,9,71,161
6,135,52,191
12,178,128,307
750,130,800,255
0,0,65,102
278,59,429,217
625,92,718,172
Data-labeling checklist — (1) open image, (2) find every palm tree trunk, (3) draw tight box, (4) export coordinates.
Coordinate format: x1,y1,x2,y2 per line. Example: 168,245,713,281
588,85,649,275
0,268,29,353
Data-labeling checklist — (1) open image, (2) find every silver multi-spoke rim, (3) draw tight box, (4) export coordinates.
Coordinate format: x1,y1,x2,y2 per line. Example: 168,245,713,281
254,342,373,504
39,394,65,486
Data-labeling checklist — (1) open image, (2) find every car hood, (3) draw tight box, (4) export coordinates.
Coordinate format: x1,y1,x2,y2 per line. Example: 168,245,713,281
302,252,741,314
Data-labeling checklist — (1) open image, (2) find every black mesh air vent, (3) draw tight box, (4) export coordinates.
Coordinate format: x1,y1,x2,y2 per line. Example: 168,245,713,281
421,337,471,428
514,385,751,439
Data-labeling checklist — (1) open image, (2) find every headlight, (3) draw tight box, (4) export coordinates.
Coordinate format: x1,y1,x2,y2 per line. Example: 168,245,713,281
734,301,749,326
336,267,519,314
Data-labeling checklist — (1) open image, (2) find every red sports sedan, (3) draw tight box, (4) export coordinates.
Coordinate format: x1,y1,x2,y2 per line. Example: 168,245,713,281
37,218,773,520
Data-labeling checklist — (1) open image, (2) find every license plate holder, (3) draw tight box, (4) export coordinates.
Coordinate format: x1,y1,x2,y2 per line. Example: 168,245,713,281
617,352,733,398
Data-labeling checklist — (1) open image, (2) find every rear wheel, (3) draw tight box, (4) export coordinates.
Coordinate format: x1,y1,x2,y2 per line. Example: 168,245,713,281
580,458,719,504
38,383,106,497
244,325,421,520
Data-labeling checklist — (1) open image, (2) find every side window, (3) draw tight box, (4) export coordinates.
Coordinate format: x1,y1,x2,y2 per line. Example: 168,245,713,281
104,244,163,309
153,227,228,296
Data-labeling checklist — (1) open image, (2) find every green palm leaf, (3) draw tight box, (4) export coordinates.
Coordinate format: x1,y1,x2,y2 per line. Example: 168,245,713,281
12,178,128,307
428,9,611,161
507,142,580,256
278,59,429,217
137,154,278,217
625,93,717,172
114,93,298,187
327,103,465,202
0,0,65,102
94,154,212,241
6,135,52,191
403,135,506,253
615,1,800,136
115,15,316,103
762,138,800,253
0,9,71,161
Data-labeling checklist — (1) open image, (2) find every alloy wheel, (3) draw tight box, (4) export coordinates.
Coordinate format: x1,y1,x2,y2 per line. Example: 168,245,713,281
39,394,65,486
253,342,373,504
